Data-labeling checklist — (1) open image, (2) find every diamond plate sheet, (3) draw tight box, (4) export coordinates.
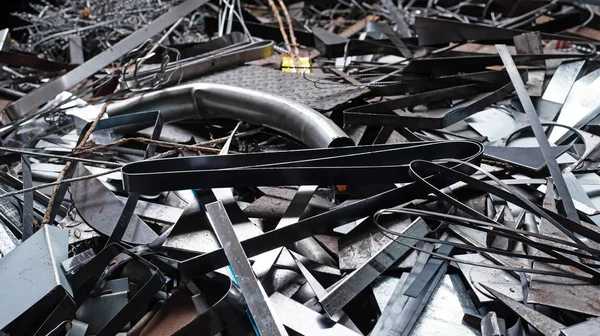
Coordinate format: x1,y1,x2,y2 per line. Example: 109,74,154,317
195,65,367,110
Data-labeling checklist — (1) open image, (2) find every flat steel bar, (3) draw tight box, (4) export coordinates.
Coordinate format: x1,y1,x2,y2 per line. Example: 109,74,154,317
403,244,452,298
319,218,429,315
205,201,288,336
4,0,210,121
496,44,579,222
21,155,33,240
369,243,433,335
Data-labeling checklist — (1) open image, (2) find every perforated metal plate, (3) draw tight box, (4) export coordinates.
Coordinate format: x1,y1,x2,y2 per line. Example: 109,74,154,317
196,65,368,110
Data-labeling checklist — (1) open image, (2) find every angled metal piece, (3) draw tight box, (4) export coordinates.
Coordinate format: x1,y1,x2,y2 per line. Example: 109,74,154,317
496,44,579,223
319,218,429,315
65,320,89,336
61,249,96,276
76,279,129,335
4,0,211,121
205,201,288,336
371,243,433,334
0,225,74,333
481,284,565,336
373,22,413,58
481,311,506,336
371,250,450,336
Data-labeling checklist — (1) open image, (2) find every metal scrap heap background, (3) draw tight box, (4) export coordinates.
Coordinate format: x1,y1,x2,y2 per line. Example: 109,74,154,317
1,0,600,335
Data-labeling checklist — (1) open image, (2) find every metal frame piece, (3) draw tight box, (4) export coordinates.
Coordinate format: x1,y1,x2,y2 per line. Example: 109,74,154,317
106,83,353,149
205,200,289,336
319,218,429,316
4,0,212,121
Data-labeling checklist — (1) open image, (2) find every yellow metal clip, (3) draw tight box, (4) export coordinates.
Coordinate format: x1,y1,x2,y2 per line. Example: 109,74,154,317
282,56,311,73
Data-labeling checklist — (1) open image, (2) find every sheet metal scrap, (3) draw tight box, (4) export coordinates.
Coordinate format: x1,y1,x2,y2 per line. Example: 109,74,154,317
0,225,74,335
3,0,600,334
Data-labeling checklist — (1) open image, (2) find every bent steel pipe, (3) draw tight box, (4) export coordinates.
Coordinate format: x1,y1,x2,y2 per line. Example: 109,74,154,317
106,83,354,148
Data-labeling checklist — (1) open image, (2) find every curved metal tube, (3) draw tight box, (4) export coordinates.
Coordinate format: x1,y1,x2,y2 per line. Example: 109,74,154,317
107,83,354,148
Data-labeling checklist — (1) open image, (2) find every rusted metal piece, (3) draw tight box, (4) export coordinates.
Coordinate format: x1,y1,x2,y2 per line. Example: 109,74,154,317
481,284,565,336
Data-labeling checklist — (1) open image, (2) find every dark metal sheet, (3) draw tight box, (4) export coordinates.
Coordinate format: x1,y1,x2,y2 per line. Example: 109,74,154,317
416,17,587,46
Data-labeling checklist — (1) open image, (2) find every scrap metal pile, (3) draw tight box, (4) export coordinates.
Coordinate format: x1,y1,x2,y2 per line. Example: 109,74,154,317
2,0,600,335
